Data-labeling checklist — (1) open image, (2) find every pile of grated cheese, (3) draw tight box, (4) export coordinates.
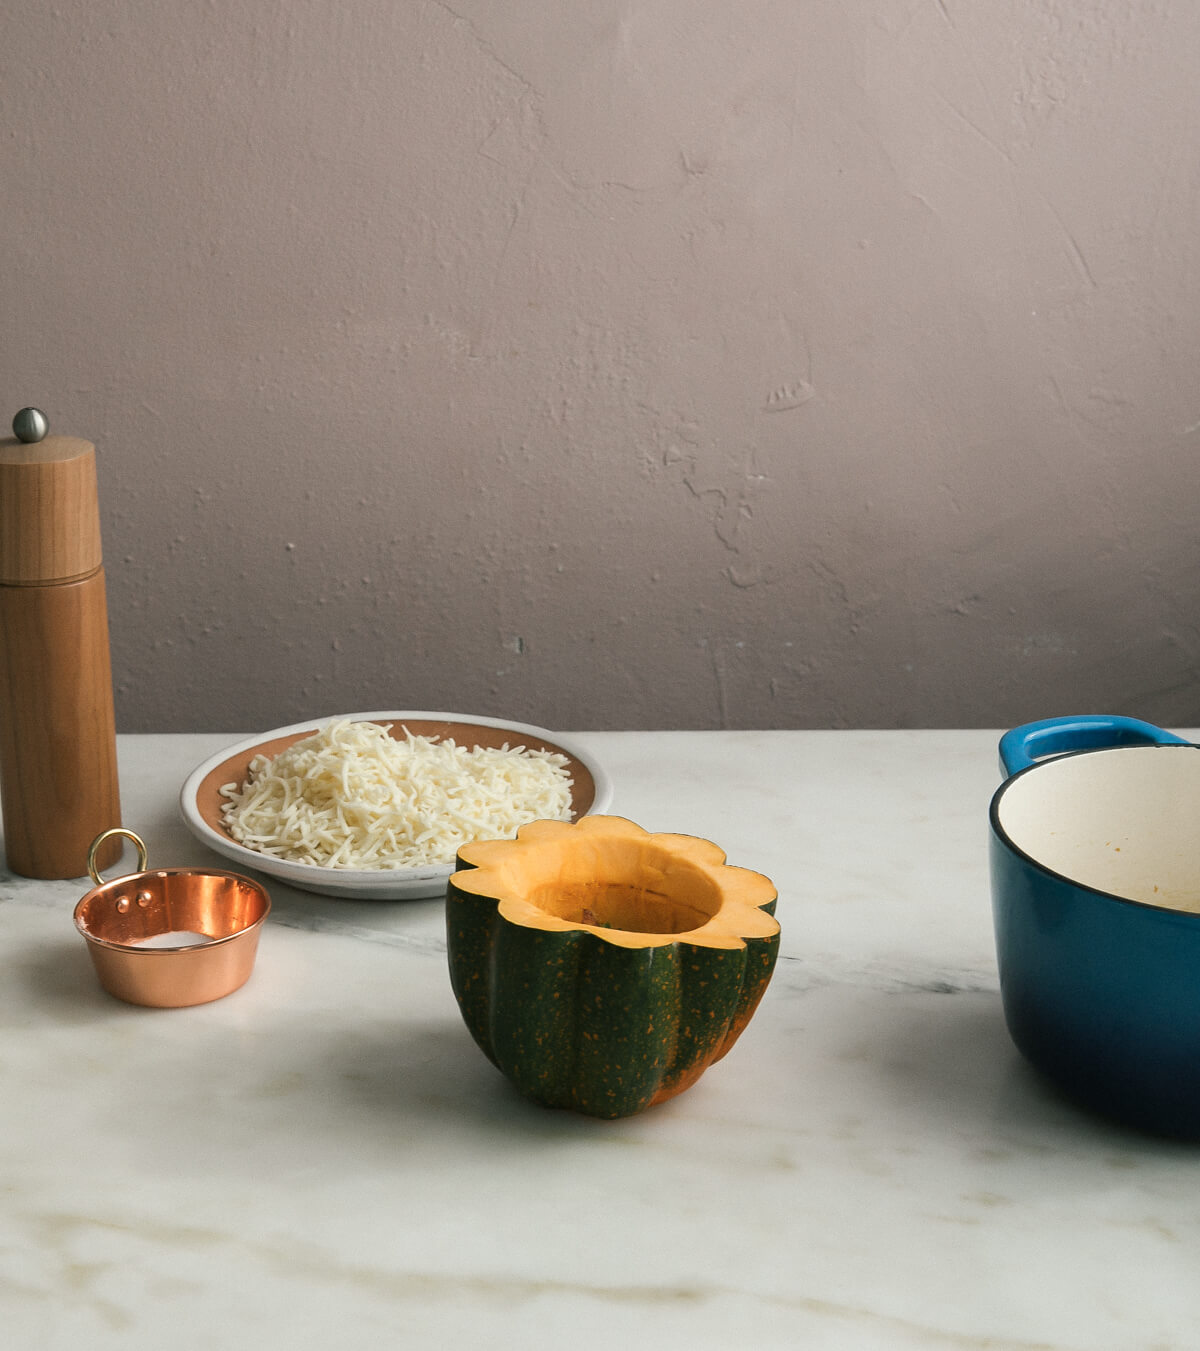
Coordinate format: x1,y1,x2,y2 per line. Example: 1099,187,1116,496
218,719,573,870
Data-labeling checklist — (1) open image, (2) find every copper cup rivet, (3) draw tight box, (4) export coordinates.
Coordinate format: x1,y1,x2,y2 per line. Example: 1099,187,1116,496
74,828,270,1008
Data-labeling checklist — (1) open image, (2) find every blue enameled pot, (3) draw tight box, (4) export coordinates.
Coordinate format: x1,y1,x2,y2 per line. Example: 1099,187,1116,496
990,715,1200,1137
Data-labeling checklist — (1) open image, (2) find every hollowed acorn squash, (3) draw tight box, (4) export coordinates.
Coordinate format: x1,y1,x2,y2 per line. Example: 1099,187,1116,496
445,815,780,1118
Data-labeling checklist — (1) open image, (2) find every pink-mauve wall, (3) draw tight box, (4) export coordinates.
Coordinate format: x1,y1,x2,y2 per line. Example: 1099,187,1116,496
3,2,1200,732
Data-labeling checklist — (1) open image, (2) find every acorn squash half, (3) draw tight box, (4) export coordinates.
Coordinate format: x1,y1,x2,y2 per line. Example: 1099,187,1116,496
446,815,780,1118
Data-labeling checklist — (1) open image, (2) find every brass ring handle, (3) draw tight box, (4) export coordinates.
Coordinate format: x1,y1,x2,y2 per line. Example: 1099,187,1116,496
87,828,148,885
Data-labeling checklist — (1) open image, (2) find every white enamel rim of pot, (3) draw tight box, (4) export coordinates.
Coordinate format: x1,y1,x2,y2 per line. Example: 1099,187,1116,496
992,743,1200,916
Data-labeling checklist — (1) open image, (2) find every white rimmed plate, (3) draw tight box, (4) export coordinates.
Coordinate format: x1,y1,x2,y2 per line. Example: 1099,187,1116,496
179,711,613,899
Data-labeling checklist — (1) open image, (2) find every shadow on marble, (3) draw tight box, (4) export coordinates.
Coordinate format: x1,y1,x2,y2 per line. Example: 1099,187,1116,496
251,885,450,951
324,1017,667,1144
998,1057,1200,1154
4,935,119,1026
872,987,1199,1155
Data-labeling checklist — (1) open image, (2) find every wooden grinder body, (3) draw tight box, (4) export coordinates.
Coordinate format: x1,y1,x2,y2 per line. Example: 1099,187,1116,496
0,435,121,877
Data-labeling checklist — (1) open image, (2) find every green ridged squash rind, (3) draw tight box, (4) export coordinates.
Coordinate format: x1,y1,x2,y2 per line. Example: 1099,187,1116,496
445,816,780,1119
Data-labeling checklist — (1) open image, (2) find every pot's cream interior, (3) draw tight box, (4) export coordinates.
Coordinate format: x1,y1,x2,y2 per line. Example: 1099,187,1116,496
996,746,1200,912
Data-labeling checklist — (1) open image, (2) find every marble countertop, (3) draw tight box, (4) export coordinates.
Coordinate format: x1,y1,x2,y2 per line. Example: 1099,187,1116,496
3,730,1198,1350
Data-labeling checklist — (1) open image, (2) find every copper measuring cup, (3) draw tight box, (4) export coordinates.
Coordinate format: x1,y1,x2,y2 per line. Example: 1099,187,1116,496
74,828,271,1007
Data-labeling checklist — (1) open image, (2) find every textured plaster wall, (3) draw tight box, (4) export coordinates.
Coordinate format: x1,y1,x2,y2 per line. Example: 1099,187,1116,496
4,1,1200,732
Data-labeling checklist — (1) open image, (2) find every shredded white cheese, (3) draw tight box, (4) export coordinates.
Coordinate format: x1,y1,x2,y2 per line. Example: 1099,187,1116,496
218,719,573,870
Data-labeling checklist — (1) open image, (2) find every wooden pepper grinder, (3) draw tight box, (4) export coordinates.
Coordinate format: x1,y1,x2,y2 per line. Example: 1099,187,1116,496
0,408,122,877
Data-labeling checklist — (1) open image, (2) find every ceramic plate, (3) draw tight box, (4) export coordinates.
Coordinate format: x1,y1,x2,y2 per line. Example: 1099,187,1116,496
179,711,613,899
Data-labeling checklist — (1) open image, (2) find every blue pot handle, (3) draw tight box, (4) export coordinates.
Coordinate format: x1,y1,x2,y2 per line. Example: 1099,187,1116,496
998,715,1190,778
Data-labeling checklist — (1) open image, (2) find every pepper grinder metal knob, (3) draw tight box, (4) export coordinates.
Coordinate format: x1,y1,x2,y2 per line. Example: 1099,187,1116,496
0,409,122,877
13,407,50,444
